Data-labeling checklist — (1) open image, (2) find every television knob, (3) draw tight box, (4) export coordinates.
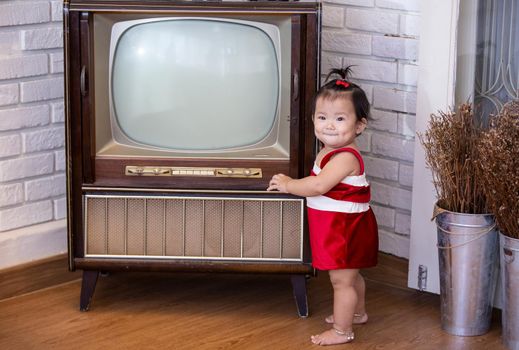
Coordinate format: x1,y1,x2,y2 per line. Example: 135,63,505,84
226,169,233,174
244,169,251,176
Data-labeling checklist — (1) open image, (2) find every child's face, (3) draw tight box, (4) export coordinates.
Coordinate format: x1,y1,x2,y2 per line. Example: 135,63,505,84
313,96,366,149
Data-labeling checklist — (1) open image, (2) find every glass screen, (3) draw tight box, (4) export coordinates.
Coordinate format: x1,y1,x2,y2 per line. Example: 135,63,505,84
111,19,279,151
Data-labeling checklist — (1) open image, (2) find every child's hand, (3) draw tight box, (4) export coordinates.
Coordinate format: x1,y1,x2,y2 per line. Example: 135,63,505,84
267,174,292,193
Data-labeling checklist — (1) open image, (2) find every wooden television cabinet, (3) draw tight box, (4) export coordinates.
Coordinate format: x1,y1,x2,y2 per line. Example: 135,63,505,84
64,0,321,316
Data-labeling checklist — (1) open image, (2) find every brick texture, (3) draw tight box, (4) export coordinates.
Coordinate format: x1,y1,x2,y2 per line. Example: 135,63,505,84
322,6,345,28
322,32,372,55
373,35,419,61
376,0,421,12
0,2,50,27
0,134,22,158
53,197,66,219
0,54,48,80
23,126,65,153
0,1,64,233
0,200,53,232
322,0,421,257
346,9,399,34
21,26,63,50
24,174,66,201
325,0,375,6
0,183,23,208
373,86,417,114
0,83,19,106
0,105,50,131
51,1,63,22
0,153,54,182
20,77,64,103
0,31,21,52
371,204,395,230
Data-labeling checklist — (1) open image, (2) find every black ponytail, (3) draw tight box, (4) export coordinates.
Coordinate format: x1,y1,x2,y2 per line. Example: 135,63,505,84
324,66,354,83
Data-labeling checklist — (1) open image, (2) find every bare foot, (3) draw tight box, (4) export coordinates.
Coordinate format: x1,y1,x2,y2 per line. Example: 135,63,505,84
310,328,354,346
324,313,368,325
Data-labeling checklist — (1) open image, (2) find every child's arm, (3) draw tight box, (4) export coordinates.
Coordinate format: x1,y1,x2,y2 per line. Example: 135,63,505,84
266,152,360,197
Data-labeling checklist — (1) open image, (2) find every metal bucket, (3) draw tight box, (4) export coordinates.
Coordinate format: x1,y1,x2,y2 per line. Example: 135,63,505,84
500,233,519,350
436,207,499,336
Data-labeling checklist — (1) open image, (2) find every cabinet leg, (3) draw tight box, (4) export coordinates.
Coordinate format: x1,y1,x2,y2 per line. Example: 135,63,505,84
80,270,99,312
290,274,309,318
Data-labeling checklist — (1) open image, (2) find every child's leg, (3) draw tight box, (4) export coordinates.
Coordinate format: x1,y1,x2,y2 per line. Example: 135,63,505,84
354,273,367,318
325,272,368,324
311,269,359,346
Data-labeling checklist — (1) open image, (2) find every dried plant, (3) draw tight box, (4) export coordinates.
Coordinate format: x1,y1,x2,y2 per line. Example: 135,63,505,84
476,106,519,238
418,104,487,213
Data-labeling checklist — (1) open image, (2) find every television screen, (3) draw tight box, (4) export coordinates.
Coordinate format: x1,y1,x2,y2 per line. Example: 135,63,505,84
94,15,292,159
112,18,279,151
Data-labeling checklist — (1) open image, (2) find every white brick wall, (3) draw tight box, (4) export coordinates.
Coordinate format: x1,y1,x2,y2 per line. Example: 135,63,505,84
54,149,65,171
0,105,50,131
0,54,48,79
0,183,23,208
399,14,420,36
326,0,375,7
376,0,421,12
0,0,64,236
51,1,63,21
0,153,54,182
0,83,19,106
0,134,22,158
0,200,54,232
322,0,421,258
50,101,64,122
23,126,65,153
24,174,66,201
346,9,399,34
20,77,64,103
322,6,344,28
53,197,66,219
0,2,50,26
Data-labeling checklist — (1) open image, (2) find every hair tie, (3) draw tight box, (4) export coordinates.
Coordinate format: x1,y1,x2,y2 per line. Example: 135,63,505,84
335,80,350,88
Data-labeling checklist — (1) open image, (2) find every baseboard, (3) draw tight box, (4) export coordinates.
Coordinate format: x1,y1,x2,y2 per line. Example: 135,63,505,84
0,253,80,301
0,219,68,270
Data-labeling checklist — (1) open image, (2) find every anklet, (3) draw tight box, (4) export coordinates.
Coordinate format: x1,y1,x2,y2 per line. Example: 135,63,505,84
332,326,354,341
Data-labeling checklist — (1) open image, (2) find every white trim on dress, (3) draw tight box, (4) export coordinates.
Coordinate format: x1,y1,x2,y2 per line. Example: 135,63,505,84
307,196,370,213
308,163,371,213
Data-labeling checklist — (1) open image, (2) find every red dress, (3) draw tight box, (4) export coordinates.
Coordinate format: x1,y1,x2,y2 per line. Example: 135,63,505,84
306,147,378,270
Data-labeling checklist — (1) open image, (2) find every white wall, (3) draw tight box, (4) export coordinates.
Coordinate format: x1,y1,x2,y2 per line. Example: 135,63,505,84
0,0,66,269
321,0,421,258
0,0,421,269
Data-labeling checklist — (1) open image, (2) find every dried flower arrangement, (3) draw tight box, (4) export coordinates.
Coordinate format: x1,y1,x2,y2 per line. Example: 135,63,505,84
418,104,487,214
476,102,519,238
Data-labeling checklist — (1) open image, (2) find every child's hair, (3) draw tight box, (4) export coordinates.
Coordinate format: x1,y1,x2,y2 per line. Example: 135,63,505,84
313,66,370,122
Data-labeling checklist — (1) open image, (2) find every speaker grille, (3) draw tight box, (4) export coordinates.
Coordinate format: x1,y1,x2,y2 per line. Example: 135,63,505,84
84,194,304,262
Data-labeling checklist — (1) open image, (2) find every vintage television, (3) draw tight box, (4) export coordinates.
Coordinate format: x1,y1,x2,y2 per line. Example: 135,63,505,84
64,0,320,316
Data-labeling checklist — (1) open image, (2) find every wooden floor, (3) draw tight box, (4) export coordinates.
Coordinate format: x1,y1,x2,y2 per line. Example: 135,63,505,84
0,257,505,350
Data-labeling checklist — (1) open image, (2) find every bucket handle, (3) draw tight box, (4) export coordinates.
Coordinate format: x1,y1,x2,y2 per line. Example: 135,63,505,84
437,223,497,250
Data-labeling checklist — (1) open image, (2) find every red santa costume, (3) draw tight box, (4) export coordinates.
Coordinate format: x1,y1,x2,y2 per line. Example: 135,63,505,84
306,147,378,270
